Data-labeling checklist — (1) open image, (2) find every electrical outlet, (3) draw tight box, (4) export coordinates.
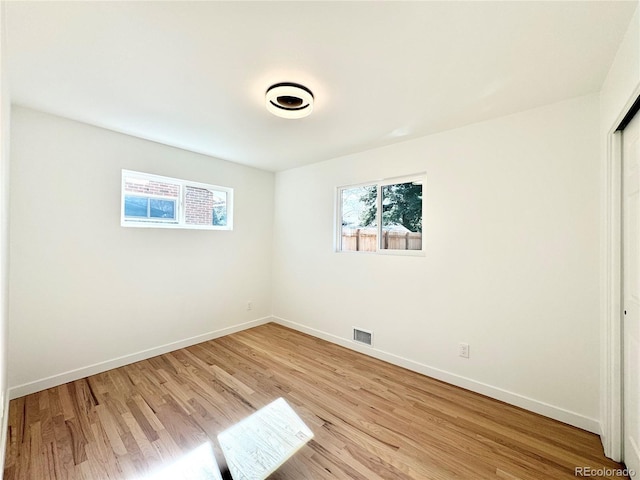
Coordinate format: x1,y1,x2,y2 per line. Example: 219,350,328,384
459,343,470,359
247,301,253,311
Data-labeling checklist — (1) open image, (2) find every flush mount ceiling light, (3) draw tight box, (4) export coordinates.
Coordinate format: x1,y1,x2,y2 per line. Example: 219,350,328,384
265,82,314,119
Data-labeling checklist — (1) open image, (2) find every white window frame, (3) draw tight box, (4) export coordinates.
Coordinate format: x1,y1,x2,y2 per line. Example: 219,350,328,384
335,173,426,256
121,169,234,230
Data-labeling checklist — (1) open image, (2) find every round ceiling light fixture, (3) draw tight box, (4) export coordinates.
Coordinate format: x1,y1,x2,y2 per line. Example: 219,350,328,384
265,82,314,119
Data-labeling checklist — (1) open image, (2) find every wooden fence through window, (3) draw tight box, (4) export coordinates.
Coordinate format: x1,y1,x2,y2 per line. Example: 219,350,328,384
341,229,422,251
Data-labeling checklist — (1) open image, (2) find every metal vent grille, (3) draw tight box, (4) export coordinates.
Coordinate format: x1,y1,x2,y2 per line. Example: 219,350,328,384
353,328,373,346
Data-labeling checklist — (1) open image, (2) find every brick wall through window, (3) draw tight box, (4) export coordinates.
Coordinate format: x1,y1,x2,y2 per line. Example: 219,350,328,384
124,179,180,198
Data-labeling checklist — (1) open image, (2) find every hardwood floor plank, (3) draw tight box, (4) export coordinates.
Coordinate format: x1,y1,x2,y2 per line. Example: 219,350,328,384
124,398,159,443
129,395,163,433
86,422,122,478
94,406,126,457
51,414,74,479
4,323,629,479
57,386,76,423
121,411,160,464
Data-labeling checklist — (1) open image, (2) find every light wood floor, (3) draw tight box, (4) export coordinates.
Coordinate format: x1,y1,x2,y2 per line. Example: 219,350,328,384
4,323,627,479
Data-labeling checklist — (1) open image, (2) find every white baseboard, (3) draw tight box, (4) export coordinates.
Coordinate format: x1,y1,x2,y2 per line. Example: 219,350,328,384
272,316,601,434
8,316,272,399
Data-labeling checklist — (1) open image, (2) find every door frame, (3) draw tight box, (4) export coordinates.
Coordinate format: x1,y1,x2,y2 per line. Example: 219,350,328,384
602,84,640,461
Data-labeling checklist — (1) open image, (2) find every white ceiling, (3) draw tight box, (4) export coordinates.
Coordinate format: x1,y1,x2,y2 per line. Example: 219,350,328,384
5,1,637,172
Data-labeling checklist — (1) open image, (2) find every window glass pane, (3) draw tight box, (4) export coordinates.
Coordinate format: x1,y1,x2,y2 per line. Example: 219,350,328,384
340,185,377,252
381,181,422,250
124,196,148,218
212,191,228,226
123,176,180,199
124,175,179,222
149,198,176,219
185,186,227,226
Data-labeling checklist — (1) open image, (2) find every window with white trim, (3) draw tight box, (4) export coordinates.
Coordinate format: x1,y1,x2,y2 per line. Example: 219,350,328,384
121,170,233,230
337,174,424,254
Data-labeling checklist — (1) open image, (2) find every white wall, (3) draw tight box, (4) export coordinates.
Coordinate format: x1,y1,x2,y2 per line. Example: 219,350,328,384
273,94,601,432
599,1,640,459
600,4,639,133
0,0,11,469
8,107,274,397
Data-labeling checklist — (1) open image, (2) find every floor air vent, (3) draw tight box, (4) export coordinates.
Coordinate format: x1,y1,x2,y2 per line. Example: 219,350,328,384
353,328,373,346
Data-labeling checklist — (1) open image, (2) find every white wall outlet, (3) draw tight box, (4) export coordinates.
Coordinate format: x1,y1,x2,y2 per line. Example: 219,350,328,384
247,301,253,311
459,343,470,358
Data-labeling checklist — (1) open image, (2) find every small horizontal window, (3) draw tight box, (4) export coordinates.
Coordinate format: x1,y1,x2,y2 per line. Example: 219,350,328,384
121,170,233,230
337,175,424,254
